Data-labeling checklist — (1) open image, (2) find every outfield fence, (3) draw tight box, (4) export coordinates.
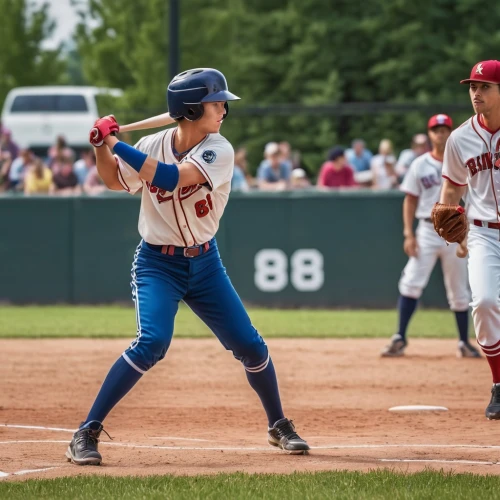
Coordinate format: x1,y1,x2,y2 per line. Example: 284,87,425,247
0,191,450,307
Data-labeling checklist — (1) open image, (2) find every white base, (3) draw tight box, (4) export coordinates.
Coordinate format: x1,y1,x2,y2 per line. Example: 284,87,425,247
389,405,448,412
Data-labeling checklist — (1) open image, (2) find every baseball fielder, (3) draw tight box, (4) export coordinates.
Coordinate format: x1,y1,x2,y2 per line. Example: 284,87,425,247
65,68,309,466
382,115,480,358
432,60,500,419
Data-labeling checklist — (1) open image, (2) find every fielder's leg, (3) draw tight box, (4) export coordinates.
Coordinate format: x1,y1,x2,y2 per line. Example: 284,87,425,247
382,221,439,357
184,241,309,454
467,226,500,418
440,242,479,358
66,242,184,465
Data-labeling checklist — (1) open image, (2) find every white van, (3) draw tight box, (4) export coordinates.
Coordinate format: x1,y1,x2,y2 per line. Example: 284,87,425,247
1,86,123,151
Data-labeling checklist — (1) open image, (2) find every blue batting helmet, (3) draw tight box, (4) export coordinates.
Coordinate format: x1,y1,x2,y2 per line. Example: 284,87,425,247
167,68,240,121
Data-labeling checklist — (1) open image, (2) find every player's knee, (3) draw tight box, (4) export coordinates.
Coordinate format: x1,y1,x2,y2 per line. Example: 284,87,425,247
398,282,423,299
126,337,171,371
449,295,470,312
233,334,269,369
472,295,499,314
450,302,470,312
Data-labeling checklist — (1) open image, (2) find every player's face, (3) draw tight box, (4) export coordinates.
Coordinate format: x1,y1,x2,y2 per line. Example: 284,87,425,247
428,126,451,148
469,83,500,114
199,101,226,133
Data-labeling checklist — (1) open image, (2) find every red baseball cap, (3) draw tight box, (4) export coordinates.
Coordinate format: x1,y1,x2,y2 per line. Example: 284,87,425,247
428,114,453,130
460,60,500,84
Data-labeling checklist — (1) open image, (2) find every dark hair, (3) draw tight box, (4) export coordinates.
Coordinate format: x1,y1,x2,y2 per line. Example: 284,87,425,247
327,146,345,162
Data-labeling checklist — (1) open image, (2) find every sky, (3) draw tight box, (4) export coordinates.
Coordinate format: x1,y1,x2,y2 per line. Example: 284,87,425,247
33,0,83,49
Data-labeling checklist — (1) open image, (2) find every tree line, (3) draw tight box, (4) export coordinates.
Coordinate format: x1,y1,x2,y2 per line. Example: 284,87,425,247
2,0,500,173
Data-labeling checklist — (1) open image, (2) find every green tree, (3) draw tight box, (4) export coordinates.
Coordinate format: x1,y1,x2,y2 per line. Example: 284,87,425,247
0,0,65,106
73,0,500,176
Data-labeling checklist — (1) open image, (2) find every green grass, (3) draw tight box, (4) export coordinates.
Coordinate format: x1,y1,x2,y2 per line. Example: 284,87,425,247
0,471,498,499
0,305,465,339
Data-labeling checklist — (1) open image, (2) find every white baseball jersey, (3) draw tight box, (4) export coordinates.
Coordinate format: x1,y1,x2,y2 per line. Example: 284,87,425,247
400,152,443,219
442,114,500,222
116,128,234,246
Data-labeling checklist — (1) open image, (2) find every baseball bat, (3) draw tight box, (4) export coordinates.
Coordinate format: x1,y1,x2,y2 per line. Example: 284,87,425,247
119,112,175,133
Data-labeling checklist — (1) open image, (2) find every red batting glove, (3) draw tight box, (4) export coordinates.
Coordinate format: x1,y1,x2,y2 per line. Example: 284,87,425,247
100,115,119,129
89,117,119,147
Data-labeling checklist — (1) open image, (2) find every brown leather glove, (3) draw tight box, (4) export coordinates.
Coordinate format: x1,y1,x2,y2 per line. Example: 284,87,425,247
430,202,468,243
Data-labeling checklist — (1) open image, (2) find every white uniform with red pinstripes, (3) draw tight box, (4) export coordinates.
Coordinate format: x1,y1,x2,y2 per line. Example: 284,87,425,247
115,127,234,247
442,114,500,363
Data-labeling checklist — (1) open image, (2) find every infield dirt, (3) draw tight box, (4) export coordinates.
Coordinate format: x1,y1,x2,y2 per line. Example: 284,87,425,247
0,338,498,480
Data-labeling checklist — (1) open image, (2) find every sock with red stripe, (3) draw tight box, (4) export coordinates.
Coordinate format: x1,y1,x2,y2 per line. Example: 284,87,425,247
485,353,500,383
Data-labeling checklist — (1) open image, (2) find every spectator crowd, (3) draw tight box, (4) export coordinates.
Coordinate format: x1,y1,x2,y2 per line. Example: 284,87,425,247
231,132,431,192
0,123,431,196
0,126,106,196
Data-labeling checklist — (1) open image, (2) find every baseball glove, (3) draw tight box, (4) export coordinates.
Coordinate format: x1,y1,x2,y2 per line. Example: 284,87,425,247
431,202,468,243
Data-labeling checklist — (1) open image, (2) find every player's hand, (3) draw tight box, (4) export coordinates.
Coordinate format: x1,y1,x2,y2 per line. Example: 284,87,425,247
456,235,468,258
100,115,120,130
403,235,418,257
89,116,119,147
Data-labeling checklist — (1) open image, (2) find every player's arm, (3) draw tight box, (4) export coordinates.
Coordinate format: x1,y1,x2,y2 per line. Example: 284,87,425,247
439,179,467,205
94,144,123,191
104,135,205,189
440,133,467,205
402,194,419,257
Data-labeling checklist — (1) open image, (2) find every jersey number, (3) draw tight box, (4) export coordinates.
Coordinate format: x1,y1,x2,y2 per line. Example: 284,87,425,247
195,194,213,218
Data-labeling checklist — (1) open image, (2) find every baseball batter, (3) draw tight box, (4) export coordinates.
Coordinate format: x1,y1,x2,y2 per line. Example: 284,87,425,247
432,60,500,419
65,68,309,465
382,115,480,358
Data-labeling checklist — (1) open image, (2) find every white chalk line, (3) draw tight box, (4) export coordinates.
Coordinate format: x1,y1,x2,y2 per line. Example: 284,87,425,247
0,425,212,442
2,440,500,453
313,444,500,450
380,459,498,466
0,441,69,444
1,438,498,468
0,467,59,479
14,467,59,476
2,424,500,459
0,424,75,433
0,440,271,451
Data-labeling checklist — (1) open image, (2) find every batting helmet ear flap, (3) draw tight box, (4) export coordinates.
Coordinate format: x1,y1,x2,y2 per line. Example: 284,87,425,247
185,103,204,121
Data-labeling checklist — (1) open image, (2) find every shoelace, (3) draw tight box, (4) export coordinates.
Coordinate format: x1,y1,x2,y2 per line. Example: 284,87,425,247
76,429,99,449
76,427,113,448
275,420,300,440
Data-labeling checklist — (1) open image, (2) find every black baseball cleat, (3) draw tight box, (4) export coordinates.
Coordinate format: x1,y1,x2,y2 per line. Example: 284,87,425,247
486,384,500,420
65,421,109,465
381,334,407,357
268,418,310,455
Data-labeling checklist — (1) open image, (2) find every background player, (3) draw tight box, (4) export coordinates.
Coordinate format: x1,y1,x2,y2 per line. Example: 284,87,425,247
65,68,309,465
382,114,480,358
433,60,500,418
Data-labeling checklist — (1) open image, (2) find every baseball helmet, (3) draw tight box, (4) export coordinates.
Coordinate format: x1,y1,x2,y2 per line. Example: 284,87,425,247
167,68,240,121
